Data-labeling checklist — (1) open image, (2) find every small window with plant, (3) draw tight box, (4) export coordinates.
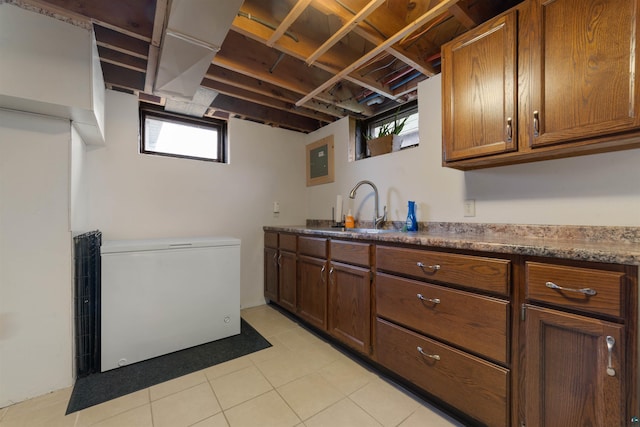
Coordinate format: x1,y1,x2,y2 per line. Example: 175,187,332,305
361,100,419,157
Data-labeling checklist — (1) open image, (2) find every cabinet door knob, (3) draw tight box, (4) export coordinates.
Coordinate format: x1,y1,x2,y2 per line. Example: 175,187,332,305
506,117,513,142
533,110,540,137
417,346,440,360
321,264,326,282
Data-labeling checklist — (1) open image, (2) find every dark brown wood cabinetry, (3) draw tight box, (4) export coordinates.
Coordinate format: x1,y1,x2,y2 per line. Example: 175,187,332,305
263,232,278,301
442,0,640,170
298,237,328,330
263,231,638,426
442,10,517,162
328,240,372,355
524,260,636,426
277,234,297,313
375,245,512,426
263,232,297,312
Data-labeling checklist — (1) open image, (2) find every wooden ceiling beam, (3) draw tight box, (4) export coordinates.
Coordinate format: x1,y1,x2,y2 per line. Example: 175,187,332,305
215,31,373,115
233,4,393,99
306,0,385,66
93,25,149,59
97,46,147,73
296,0,459,107
210,94,322,133
100,62,145,91
266,0,312,47
310,0,437,77
35,0,155,40
200,78,334,124
448,1,479,29
205,65,348,118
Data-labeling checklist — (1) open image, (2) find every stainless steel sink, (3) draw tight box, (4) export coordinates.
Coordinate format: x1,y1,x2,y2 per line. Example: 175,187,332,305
332,228,396,234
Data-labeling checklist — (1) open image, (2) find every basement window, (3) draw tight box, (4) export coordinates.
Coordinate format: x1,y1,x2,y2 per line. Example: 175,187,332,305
140,107,227,162
358,100,419,159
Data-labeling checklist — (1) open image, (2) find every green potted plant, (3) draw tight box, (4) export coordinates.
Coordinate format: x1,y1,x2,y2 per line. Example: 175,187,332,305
364,114,408,156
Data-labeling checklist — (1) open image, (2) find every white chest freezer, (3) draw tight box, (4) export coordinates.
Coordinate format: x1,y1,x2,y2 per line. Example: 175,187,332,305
100,236,240,372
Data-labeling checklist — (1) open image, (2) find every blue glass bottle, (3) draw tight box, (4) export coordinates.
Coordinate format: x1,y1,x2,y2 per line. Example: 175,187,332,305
406,201,418,231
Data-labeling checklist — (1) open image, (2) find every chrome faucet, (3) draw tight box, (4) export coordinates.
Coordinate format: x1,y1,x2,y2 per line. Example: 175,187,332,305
349,180,387,229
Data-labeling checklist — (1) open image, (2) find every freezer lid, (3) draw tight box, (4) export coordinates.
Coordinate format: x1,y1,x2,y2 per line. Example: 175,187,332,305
101,236,241,254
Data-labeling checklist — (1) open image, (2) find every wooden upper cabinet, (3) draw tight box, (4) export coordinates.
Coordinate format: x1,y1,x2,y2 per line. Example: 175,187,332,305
442,11,518,162
529,0,640,147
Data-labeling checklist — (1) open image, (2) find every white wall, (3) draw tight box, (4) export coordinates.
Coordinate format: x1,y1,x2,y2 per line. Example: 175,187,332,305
85,90,307,309
306,74,640,227
70,125,90,232
0,109,73,407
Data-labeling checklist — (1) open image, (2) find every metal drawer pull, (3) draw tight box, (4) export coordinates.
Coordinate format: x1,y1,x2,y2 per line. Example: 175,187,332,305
417,293,440,304
606,336,616,377
533,110,540,137
417,346,440,360
506,117,513,142
321,264,326,282
545,281,597,296
277,254,282,267
417,262,440,271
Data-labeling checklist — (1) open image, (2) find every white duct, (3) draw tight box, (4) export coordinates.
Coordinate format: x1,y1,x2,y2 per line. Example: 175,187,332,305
154,0,244,102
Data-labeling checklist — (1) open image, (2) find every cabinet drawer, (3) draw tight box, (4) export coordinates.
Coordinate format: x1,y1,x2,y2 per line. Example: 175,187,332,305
330,240,371,267
376,318,509,427
298,236,326,258
376,273,509,364
279,233,297,252
264,232,278,249
376,246,510,295
526,262,624,318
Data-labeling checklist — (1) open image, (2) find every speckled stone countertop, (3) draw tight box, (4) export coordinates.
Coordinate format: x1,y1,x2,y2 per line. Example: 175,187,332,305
264,222,640,266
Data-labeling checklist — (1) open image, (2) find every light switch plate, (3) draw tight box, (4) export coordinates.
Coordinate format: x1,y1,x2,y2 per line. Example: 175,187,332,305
273,201,280,213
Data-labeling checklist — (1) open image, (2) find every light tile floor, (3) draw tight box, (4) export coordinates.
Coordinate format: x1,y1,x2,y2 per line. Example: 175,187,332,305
0,305,465,427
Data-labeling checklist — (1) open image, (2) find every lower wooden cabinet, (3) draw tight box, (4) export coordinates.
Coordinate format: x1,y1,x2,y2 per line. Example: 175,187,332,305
523,260,635,426
328,260,372,355
524,306,625,426
263,231,638,426
263,246,278,301
377,318,509,427
298,255,327,330
278,249,297,312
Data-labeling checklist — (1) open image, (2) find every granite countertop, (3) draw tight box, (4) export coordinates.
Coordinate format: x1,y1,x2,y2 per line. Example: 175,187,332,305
264,222,640,266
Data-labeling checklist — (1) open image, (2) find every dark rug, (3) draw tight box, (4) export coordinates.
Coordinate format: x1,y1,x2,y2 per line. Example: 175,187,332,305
66,319,271,414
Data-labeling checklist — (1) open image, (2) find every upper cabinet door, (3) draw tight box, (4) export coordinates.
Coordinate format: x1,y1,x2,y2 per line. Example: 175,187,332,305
529,0,640,147
442,11,518,162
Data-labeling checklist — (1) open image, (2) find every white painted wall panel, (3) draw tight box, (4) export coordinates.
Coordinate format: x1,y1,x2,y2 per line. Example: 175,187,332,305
0,110,72,407
306,75,640,227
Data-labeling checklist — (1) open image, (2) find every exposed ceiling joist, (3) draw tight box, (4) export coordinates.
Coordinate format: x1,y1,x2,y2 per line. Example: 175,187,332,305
266,0,312,47
16,0,521,132
296,0,460,107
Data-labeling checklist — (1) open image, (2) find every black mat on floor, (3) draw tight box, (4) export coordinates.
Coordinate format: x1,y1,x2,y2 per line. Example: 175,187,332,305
66,319,271,414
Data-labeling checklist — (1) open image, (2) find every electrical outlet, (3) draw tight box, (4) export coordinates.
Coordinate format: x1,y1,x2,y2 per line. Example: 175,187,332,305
463,199,475,217
273,201,280,213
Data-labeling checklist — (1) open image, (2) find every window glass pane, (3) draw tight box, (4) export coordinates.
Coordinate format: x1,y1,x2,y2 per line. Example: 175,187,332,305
398,111,419,148
144,117,219,160
365,103,419,152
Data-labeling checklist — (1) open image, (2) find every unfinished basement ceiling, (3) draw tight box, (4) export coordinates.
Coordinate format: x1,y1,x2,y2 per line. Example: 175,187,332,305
15,0,521,133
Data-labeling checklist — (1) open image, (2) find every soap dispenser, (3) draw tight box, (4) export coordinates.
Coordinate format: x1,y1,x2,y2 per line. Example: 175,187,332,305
345,209,355,228
406,201,418,232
